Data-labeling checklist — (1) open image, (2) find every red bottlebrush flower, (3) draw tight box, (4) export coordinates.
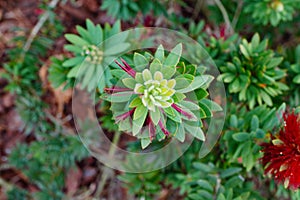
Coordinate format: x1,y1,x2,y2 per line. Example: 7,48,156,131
261,112,300,189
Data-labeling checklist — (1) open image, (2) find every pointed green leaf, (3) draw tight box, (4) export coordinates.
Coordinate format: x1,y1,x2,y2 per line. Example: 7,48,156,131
293,74,300,84
200,99,223,112
177,75,214,93
110,20,121,34
76,25,92,43
230,115,238,128
67,65,81,78
185,124,205,141
220,167,242,179
141,138,151,149
65,34,89,46
142,69,152,81
173,92,186,103
64,44,84,54
149,59,162,74
82,64,96,89
105,43,130,55
101,92,133,102
174,124,185,142
164,43,182,67
133,105,148,120
144,52,153,61
94,24,103,45
132,122,141,136
111,69,129,79
135,72,144,84
251,115,259,131
134,53,148,70
118,117,131,131
178,101,200,110
154,44,165,61
164,107,182,123
161,66,176,79
232,132,250,142
267,57,283,68
150,107,160,125
174,74,194,90
251,33,260,48
132,108,148,134
260,90,273,106
129,97,142,108
240,44,250,60
122,77,136,89
63,57,85,67
154,71,163,81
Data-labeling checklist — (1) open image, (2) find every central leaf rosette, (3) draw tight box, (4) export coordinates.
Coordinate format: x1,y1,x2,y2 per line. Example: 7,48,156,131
102,43,219,149
134,69,176,111
81,45,104,64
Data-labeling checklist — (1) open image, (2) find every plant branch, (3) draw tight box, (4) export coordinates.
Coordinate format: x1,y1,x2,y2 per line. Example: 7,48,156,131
192,0,204,20
94,131,122,198
21,0,60,60
213,0,234,34
232,0,243,30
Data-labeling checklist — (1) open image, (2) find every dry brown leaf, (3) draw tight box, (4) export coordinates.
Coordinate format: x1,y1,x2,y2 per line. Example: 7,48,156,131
40,55,72,115
82,166,97,185
39,63,48,87
157,189,169,200
52,85,72,115
65,166,82,197
2,93,14,108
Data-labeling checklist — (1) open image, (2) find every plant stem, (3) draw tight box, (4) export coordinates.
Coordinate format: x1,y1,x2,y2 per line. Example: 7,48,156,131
192,0,204,20
232,0,243,31
0,177,13,192
21,0,60,61
94,131,122,198
213,0,234,34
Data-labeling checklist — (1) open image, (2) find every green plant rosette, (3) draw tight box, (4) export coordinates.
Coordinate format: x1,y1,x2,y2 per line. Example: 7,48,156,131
102,43,220,149
244,0,298,26
62,19,130,92
219,33,288,108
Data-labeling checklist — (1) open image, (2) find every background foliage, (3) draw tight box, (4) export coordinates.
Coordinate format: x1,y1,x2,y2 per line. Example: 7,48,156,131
0,0,299,199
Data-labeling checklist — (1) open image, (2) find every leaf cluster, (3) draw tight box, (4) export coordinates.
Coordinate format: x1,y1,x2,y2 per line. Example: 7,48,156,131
61,19,129,92
101,0,167,21
244,0,299,26
102,44,220,148
8,135,88,200
222,103,286,171
219,33,288,108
